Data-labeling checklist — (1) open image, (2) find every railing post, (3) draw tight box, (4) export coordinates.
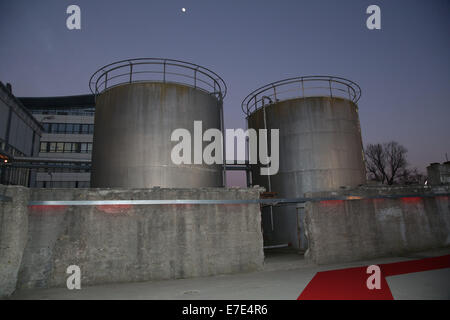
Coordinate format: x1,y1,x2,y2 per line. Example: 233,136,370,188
163,61,166,83
129,63,133,83
301,78,305,97
194,68,197,88
329,79,333,98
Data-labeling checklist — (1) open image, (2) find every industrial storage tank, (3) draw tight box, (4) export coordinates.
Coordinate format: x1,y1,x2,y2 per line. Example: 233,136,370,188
242,76,366,249
89,58,227,188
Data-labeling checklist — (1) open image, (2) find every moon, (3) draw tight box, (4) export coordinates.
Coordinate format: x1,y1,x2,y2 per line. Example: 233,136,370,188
182,8,186,13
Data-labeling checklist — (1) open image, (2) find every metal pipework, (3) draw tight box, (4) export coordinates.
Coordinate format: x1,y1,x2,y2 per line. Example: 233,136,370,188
261,96,274,231
26,193,450,207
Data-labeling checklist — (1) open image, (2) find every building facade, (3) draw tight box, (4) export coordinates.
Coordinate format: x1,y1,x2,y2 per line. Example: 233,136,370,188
427,162,450,185
0,82,42,186
19,94,95,188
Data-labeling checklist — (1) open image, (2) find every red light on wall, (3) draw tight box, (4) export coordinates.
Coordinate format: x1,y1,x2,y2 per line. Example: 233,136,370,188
319,199,345,207
400,197,422,203
28,205,68,214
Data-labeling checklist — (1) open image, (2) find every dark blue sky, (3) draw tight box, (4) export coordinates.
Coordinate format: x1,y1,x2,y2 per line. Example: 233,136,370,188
1,0,449,185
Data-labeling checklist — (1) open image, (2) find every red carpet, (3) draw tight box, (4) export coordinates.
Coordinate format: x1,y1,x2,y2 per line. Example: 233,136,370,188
298,255,450,300
380,255,450,276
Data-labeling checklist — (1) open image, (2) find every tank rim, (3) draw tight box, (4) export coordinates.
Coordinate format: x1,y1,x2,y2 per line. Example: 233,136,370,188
89,58,227,100
93,80,221,99
241,76,361,116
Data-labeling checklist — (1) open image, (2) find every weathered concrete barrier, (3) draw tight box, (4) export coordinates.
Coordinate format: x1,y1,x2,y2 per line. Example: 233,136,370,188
0,186,29,298
304,185,450,264
0,186,264,295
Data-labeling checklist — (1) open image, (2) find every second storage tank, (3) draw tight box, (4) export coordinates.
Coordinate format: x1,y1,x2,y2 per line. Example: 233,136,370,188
243,76,366,249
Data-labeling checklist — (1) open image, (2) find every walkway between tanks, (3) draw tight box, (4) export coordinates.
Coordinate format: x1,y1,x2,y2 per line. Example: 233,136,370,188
12,247,450,300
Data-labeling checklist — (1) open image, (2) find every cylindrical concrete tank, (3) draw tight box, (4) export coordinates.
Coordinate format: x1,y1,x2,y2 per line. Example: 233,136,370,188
242,76,366,249
89,58,227,188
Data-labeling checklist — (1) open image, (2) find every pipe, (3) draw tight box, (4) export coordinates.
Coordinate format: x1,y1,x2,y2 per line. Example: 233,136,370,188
263,244,289,249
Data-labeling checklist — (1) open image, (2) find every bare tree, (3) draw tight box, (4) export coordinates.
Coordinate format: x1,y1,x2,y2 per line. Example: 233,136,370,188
364,141,408,185
365,143,387,184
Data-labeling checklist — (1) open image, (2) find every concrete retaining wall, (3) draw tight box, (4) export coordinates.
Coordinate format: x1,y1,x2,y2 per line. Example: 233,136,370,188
0,186,264,295
0,186,29,298
305,185,450,264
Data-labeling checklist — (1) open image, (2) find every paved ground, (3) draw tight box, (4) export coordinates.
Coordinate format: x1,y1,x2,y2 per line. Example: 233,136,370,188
387,268,450,300
11,247,450,300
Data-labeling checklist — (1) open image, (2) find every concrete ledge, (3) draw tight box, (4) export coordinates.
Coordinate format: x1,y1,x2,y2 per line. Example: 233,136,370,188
305,185,450,264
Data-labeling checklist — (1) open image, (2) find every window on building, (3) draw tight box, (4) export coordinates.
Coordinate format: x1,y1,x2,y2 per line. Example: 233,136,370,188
64,143,72,153
49,142,57,152
40,123,94,135
72,124,80,134
57,123,66,133
40,142,48,153
56,142,64,153
66,124,74,134
81,124,89,134
36,141,93,154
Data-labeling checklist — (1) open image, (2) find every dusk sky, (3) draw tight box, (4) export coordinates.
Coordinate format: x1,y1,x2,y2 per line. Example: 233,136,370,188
1,0,449,186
